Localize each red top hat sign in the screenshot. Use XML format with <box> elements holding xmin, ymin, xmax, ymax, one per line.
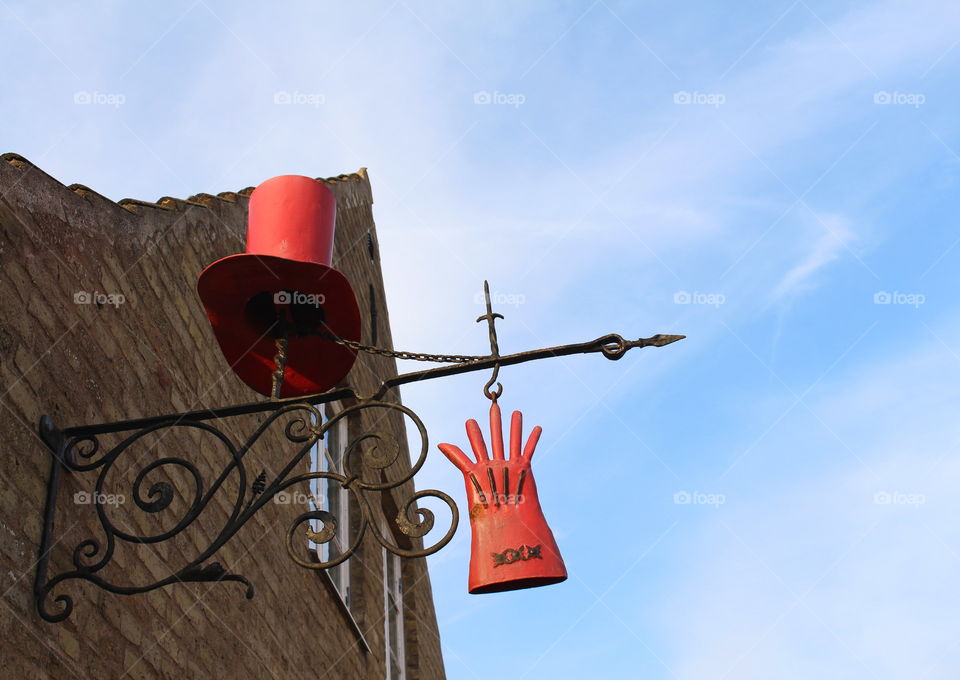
<box><xmin>197</xmin><ymin>175</ymin><xmax>361</xmax><ymax>398</ymax></box>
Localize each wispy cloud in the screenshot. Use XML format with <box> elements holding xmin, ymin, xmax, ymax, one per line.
<box><xmin>771</xmin><ymin>214</ymin><xmax>856</xmax><ymax>300</ymax></box>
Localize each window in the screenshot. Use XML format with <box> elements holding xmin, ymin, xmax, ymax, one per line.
<box><xmin>309</xmin><ymin>403</ymin><xmax>351</xmax><ymax>606</ymax></box>
<box><xmin>383</xmin><ymin>548</ymin><xmax>405</xmax><ymax>679</ymax></box>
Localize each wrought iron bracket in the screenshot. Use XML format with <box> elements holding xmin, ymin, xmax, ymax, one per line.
<box><xmin>34</xmin><ymin>284</ymin><xmax>683</xmax><ymax>623</ymax></box>
<box><xmin>34</xmin><ymin>398</ymin><xmax>462</xmax><ymax>623</ymax></box>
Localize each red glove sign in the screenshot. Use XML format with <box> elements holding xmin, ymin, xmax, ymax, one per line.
<box><xmin>439</xmin><ymin>402</ymin><xmax>567</xmax><ymax>593</ymax></box>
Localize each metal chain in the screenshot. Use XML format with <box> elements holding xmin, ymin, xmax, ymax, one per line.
<box><xmin>320</xmin><ymin>332</ymin><xmax>487</xmax><ymax>364</ymax></box>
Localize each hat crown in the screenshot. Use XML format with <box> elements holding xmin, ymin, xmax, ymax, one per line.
<box><xmin>197</xmin><ymin>173</ymin><xmax>360</xmax><ymax>398</ymax></box>
<box><xmin>246</xmin><ymin>175</ymin><xmax>336</xmax><ymax>266</ymax></box>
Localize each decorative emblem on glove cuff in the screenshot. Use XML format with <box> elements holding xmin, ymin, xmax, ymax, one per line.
<box><xmin>493</xmin><ymin>544</ymin><xmax>543</xmax><ymax>567</ymax></box>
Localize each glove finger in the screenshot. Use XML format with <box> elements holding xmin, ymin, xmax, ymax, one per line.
<box><xmin>522</xmin><ymin>425</ymin><xmax>543</xmax><ymax>460</ymax></box>
<box><xmin>509</xmin><ymin>410</ymin><xmax>523</xmax><ymax>460</ymax></box>
<box><xmin>489</xmin><ymin>401</ymin><xmax>505</xmax><ymax>461</ymax></box>
<box><xmin>438</xmin><ymin>443</ymin><xmax>473</xmax><ymax>473</ymax></box>
<box><xmin>465</xmin><ymin>419</ymin><xmax>489</xmax><ymax>462</ymax></box>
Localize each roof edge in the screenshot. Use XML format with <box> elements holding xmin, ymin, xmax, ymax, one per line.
<box><xmin>1</xmin><ymin>152</ymin><xmax>371</xmax><ymax>215</ymax></box>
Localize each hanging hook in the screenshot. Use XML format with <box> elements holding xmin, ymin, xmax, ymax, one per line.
<box><xmin>483</xmin><ymin>365</ymin><xmax>503</xmax><ymax>401</ymax></box>
<box><xmin>476</xmin><ymin>280</ymin><xmax>503</xmax><ymax>401</ymax></box>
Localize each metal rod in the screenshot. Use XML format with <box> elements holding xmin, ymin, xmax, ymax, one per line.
<box><xmin>60</xmin><ymin>333</ymin><xmax>684</xmax><ymax>437</ymax></box>
<box><xmin>373</xmin><ymin>333</ymin><xmax>685</xmax><ymax>399</ymax></box>
<box><xmin>34</xmin><ymin>418</ymin><xmax>64</xmax><ymax>610</ymax></box>
<box><xmin>270</xmin><ymin>334</ymin><xmax>289</xmax><ymax>400</ymax></box>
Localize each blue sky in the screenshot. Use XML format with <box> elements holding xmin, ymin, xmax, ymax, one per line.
<box><xmin>4</xmin><ymin>0</ymin><xmax>960</xmax><ymax>677</ymax></box>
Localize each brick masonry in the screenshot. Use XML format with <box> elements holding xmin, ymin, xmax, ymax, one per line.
<box><xmin>0</xmin><ymin>154</ymin><xmax>447</xmax><ymax>679</ymax></box>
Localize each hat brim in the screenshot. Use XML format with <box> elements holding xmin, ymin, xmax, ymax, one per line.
<box><xmin>197</xmin><ymin>254</ymin><xmax>361</xmax><ymax>398</ymax></box>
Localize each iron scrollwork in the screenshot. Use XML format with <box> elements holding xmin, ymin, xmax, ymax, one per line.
<box><xmin>34</xmin><ymin>276</ymin><xmax>682</xmax><ymax>624</ymax></box>
<box><xmin>34</xmin><ymin>400</ymin><xmax>458</xmax><ymax>623</ymax></box>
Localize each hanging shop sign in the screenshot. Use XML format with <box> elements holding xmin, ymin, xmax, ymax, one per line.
<box><xmin>34</xmin><ymin>175</ymin><xmax>683</xmax><ymax>622</ymax></box>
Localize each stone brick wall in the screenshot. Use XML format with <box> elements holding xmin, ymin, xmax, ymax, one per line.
<box><xmin>0</xmin><ymin>153</ymin><xmax>446</xmax><ymax>679</ymax></box>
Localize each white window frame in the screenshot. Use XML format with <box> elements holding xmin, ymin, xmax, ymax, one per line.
<box><xmin>383</xmin><ymin>545</ymin><xmax>405</xmax><ymax>679</ymax></box>
<box><xmin>309</xmin><ymin>402</ymin><xmax>351</xmax><ymax>608</ymax></box>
